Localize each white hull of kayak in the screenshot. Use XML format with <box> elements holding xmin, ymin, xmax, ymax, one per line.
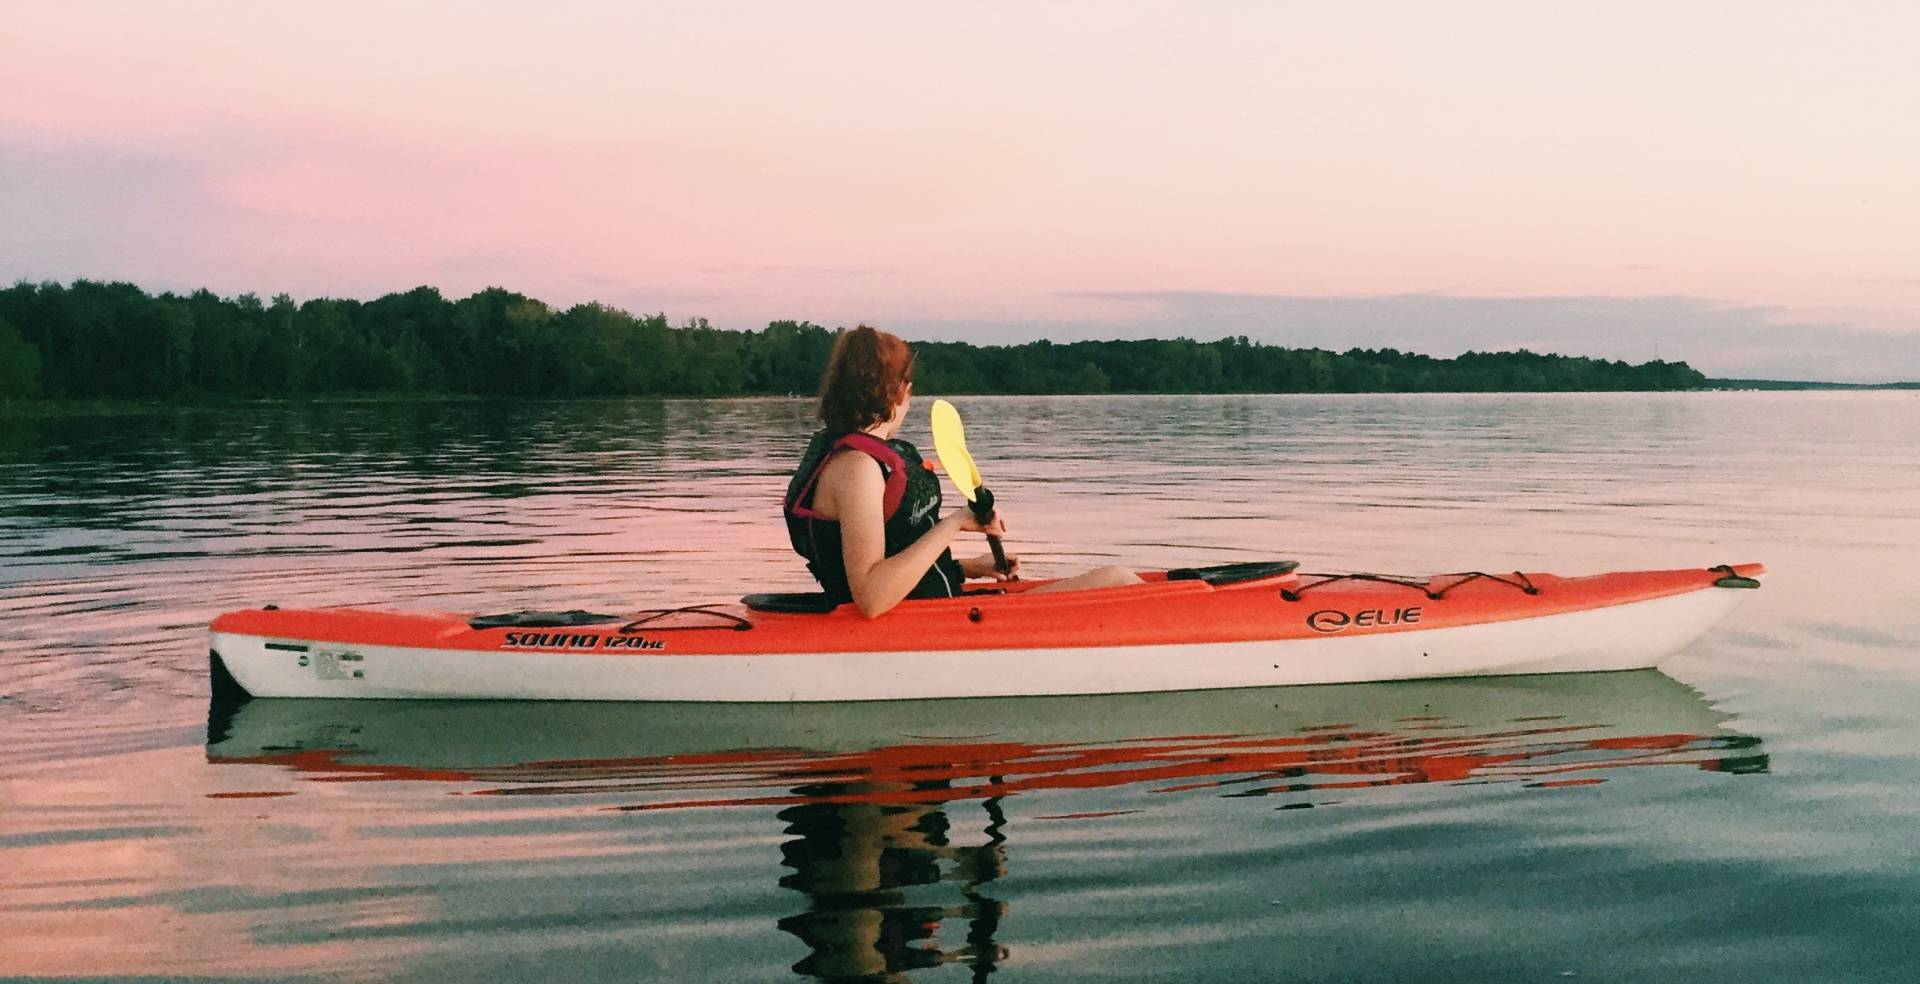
<box><xmin>211</xmin><ymin>582</ymin><xmax>1750</xmax><ymax>702</ymax></box>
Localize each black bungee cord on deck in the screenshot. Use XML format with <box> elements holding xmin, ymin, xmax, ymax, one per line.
<box><xmin>1280</xmin><ymin>570</ymin><xmax>1541</xmax><ymax>603</ymax></box>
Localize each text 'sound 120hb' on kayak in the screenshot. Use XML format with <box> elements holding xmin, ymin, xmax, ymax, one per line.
<box><xmin>206</xmin><ymin>560</ymin><xmax>1765</xmax><ymax>702</ymax></box>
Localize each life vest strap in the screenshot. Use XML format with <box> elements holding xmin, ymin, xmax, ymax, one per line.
<box><xmin>786</xmin><ymin>432</ymin><xmax>908</xmax><ymax>522</ymax></box>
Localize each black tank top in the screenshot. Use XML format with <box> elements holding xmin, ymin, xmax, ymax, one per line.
<box><xmin>784</xmin><ymin>430</ymin><xmax>963</xmax><ymax>605</ymax></box>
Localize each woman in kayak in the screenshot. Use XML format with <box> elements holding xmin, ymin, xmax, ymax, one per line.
<box><xmin>785</xmin><ymin>326</ymin><xmax>1140</xmax><ymax>617</ymax></box>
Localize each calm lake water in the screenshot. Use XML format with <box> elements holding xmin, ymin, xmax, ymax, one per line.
<box><xmin>3</xmin><ymin>392</ymin><xmax>1918</xmax><ymax>982</ymax></box>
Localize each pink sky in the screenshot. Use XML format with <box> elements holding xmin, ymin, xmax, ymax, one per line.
<box><xmin>3</xmin><ymin>2</ymin><xmax>1918</xmax><ymax>379</ymax></box>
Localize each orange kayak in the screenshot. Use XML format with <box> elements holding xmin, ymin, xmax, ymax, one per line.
<box><xmin>208</xmin><ymin>560</ymin><xmax>1764</xmax><ymax>702</ymax></box>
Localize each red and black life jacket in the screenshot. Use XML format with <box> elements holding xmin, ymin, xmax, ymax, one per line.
<box><xmin>784</xmin><ymin>430</ymin><xmax>962</xmax><ymax>604</ymax></box>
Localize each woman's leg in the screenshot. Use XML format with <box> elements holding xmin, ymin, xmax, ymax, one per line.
<box><xmin>1027</xmin><ymin>565</ymin><xmax>1144</xmax><ymax>593</ymax></box>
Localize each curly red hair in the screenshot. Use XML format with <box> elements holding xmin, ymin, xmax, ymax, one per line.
<box><xmin>818</xmin><ymin>325</ymin><xmax>914</xmax><ymax>435</ymax></box>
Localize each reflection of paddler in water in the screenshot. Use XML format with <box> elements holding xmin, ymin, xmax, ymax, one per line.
<box><xmin>777</xmin><ymin>778</ymin><xmax>1009</xmax><ymax>982</ymax></box>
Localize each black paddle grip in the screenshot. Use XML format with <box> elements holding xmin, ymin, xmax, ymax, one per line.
<box><xmin>969</xmin><ymin>486</ymin><xmax>1011</xmax><ymax>575</ymax></box>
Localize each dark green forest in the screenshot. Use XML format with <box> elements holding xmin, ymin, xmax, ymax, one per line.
<box><xmin>0</xmin><ymin>280</ymin><xmax>1708</xmax><ymax>401</ymax></box>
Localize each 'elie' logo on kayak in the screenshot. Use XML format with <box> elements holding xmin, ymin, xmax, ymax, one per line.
<box><xmin>501</xmin><ymin>632</ymin><xmax>666</xmax><ymax>651</ymax></box>
<box><xmin>1307</xmin><ymin>606</ymin><xmax>1423</xmax><ymax>633</ymax></box>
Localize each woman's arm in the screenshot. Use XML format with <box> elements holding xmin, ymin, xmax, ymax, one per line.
<box><xmin>820</xmin><ymin>452</ymin><xmax>1003</xmax><ymax>617</ymax></box>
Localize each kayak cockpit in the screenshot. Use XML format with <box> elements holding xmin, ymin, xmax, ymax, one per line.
<box><xmin>741</xmin><ymin>560</ymin><xmax>1302</xmax><ymax>615</ymax></box>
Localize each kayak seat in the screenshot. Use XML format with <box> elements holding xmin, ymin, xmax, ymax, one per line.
<box><xmin>741</xmin><ymin>592</ymin><xmax>842</xmax><ymax>614</ymax></box>
<box><xmin>1167</xmin><ymin>560</ymin><xmax>1300</xmax><ymax>585</ymax></box>
<box><xmin>468</xmin><ymin>610</ymin><xmax>624</xmax><ymax>630</ymax></box>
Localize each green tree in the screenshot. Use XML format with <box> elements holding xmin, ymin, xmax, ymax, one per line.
<box><xmin>1068</xmin><ymin>361</ymin><xmax>1110</xmax><ymax>393</ymax></box>
<box><xmin>0</xmin><ymin>317</ymin><xmax>43</xmax><ymax>398</ymax></box>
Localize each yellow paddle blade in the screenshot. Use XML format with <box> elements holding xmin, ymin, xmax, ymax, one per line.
<box><xmin>929</xmin><ymin>399</ymin><xmax>982</xmax><ymax>502</ymax></box>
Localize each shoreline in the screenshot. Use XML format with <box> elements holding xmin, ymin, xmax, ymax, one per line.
<box><xmin>6</xmin><ymin>385</ymin><xmax>1917</xmax><ymax>420</ymax></box>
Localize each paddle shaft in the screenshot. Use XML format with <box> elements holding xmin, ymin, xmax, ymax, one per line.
<box><xmin>968</xmin><ymin>486</ymin><xmax>1011</xmax><ymax>574</ymax></box>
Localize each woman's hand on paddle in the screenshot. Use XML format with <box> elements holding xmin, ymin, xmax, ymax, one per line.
<box><xmin>962</xmin><ymin>552</ymin><xmax>1019</xmax><ymax>581</ymax></box>
<box><xmin>953</xmin><ymin>508</ymin><xmax>1008</xmax><ymax>538</ymax></box>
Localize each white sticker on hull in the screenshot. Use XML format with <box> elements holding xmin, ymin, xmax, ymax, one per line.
<box><xmin>303</xmin><ymin>650</ymin><xmax>366</xmax><ymax>681</ymax></box>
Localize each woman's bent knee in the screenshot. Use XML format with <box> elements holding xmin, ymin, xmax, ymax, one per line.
<box><xmin>1027</xmin><ymin>564</ymin><xmax>1144</xmax><ymax>594</ymax></box>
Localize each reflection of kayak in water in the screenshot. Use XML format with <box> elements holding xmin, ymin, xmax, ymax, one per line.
<box><xmin>207</xmin><ymin>562</ymin><xmax>1765</xmax><ymax>701</ymax></box>
<box><xmin>206</xmin><ymin>670</ymin><xmax>1766</xmax><ymax>809</ymax></box>
<box><xmin>206</xmin><ymin>675</ymin><xmax>1769</xmax><ymax>983</ymax></box>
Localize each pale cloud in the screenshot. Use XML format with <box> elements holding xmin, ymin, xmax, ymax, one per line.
<box><xmin>696</xmin><ymin>264</ymin><xmax>902</xmax><ymax>279</ymax></box>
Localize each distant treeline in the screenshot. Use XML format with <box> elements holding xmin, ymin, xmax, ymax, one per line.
<box><xmin>0</xmin><ymin>280</ymin><xmax>1708</xmax><ymax>400</ymax></box>
<box><xmin>1708</xmin><ymin>378</ymin><xmax>1919</xmax><ymax>391</ymax></box>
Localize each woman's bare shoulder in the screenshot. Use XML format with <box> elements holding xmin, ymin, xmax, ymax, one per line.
<box><xmin>815</xmin><ymin>448</ymin><xmax>885</xmax><ymax>517</ymax></box>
